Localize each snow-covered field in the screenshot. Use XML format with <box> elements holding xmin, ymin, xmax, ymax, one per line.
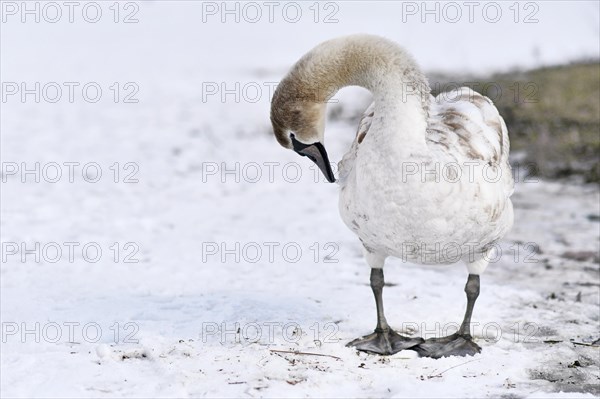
<box><xmin>1</xmin><ymin>1</ymin><xmax>599</xmax><ymax>398</ymax></box>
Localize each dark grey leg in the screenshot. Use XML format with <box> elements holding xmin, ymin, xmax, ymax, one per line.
<box><xmin>371</xmin><ymin>268</ymin><xmax>390</xmax><ymax>332</ymax></box>
<box><xmin>414</xmin><ymin>274</ymin><xmax>482</xmax><ymax>358</ymax></box>
<box><xmin>347</xmin><ymin>268</ymin><xmax>423</xmax><ymax>355</ymax></box>
<box><xmin>458</xmin><ymin>274</ymin><xmax>480</xmax><ymax>338</ymax></box>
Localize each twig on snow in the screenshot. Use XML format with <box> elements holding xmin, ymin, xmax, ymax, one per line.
<box><xmin>427</xmin><ymin>358</ymin><xmax>481</xmax><ymax>379</ymax></box>
<box><xmin>269</xmin><ymin>349</ymin><xmax>342</xmax><ymax>361</ymax></box>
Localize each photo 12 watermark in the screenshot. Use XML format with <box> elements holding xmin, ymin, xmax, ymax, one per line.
<box><xmin>2</xmin><ymin>321</ymin><xmax>139</xmax><ymax>344</ymax></box>
<box><xmin>200</xmin><ymin>321</ymin><xmax>340</xmax><ymax>345</ymax></box>
<box><xmin>201</xmin><ymin>241</ymin><xmax>340</xmax><ymax>264</ymax></box>
<box><xmin>396</xmin><ymin>241</ymin><xmax>540</xmax><ymax>265</ymax></box>
<box><xmin>1</xmin><ymin>162</ymin><xmax>139</xmax><ymax>184</ymax></box>
<box><xmin>403</xmin><ymin>321</ymin><xmax>541</xmax><ymax>344</ymax></box>
<box><xmin>1</xmin><ymin>82</ymin><xmax>139</xmax><ymax>104</ymax></box>
<box><xmin>1</xmin><ymin>242</ymin><xmax>141</xmax><ymax>264</ymax></box>
<box><xmin>400</xmin><ymin>1</ymin><xmax>540</xmax><ymax>24</ymax></box>
<box><xmin>200</xmin><ymin>1</ymin><xmax>340</xmax><ymax>24</ymax></box>
<box><xmin>1</xmin><ymin>1</ymin><xmax>140</xmax><ymax>24</ymax></box>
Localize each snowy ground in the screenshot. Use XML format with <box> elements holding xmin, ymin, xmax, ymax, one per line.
<box><xmin>1</xmin><ymin>1</ymin><xmax>599</xmax><ymax>398</ymax></box>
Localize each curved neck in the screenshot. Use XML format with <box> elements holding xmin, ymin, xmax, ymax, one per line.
<box><xmin>284</xmin><ymin>35</ymin><xmax>431</xmax><ymax>149</ymax></box>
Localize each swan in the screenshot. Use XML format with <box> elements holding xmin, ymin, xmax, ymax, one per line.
<box><xmin>270</xmin><ymin>34</ymin><xmax>514</xmax><ymax>358</ymax></box>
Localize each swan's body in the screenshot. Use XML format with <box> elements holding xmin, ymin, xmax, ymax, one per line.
<box><xmin>270</xmin><ymin>34</ymin><xmax>514</xmax><ymax>357</ymax></box>
<box><xmin>338</xmin><ymin>89</ymin><xmax>514</xmax><ymax>270</ymax></box>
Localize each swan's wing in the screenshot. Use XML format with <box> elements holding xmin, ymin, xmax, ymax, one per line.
<box><xmin>337</xmin><ymin>103</ymin><xmax>375</xmax><ymax>183</ymax></box>
<box><xmin>428</xmin><ymin>87</ymin><xmax>510</xmax><ymax>166</ymax></box>
<box><xmin>428</xmin><ymin>87</ymin><xmax>515</xmax><ymax>210</ymax></box>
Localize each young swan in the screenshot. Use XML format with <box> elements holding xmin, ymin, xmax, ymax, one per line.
<box><xmin>270</xmin><ymin>34</ymin><xmax>514</xmax><ymax>358</ymax></box>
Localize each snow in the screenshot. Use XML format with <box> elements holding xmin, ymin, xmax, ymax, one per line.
<box><xmin>1</xmin><ymin>1</ymin><xmax>599</xmax><ymax>398</ymax></box>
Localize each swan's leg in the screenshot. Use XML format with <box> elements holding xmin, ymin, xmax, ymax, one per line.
<box><xmin>414</xmin><ymin>255</ymin><xmax>490</xmax><ymax>358</ymax></box>
<box><xmin>372</xmin><ymin>268</ymin><xmax>391</xmax><ymax>331</ymax></box>
<box><xmin>458</xmin><ymin>274</ymin><xmax>480</xmax><ymax>338</ymax></box>
<box><xmin>347</xmin><ymin>267</ymin><xmax>424</xmax><ymax>355</ymax></box>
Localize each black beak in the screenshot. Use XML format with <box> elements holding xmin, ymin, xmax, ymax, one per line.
<box><xmin>291</xmin><ymin>135</ymin><xmax>336</xmax><ymax>183</ymax></box>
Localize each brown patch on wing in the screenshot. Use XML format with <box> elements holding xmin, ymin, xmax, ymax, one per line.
<box><xmin>439</xmin><ymin>111</ymin><xmax>485</xmax><ymax>160</ymax></box>
<box><xmin>442</xmin><ymin>109</ymin><xmax>465</xmax><ymax>119</ymax></box>
<box><xmin>471</xmin><ymin>95</ymin><xmax>489</xmax><ymax>108</ymax></box>
<box><xmin>355</xmin><ymin>104</ymin><xmax>375</xmax><ymax>145</ymax></box>
<box><xmin>357</xmin><ymin>131</ymin><xmax>367</xmax><ymax>144</ymax></box>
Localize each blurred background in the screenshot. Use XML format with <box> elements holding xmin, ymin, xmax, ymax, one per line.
<box><xmin>1</xmin><ymin>1</ymin><xmax>599</xmax><ymax>398</ymax></box>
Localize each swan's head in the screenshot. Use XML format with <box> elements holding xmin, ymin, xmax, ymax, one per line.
<box><xmin>270</xmin><ymin>79</ymin><xmax>336</xmax><ymax>183</ymax></box>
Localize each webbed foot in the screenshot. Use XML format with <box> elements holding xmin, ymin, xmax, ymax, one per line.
<box><xmin>414</xmin><ymin>333</ymin><xmax>481</xmax><ymax>359</ymax></box>
<box><xmin>347</xmin><ymin>329</ymin><xmax>424</xmax><ymax>355</ymax></box>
